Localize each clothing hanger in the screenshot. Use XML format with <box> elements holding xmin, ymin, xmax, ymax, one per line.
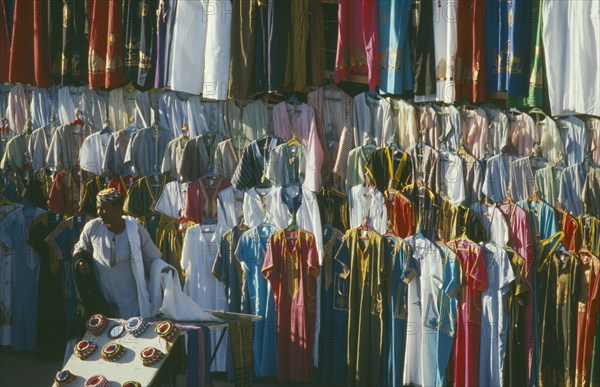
<box><xmin>579</xmin><ymin>217</ymin><xmax>593</xmax><ymax>256</ymax></box>
<box><xmin>362</xmin><ymin>139</ymin><xmax>378</xmax><ymax>161</ymax></box>
<box><xmin>201</xmin><ymin>172</ymin><xmax>219</xmax><ymax>189</ymax></box>
<box><xmin>257</xmin><ymin>132</ymin><xmax>276</xmax><ymax>184</ymax></box>
<box><xmin>96</xmin><ymin>171</ymin><xmax>111</xmax><ymax>187</ymax></box>
<box><xmin>450</xmin><ymin>227</ymin><xmax>472</xmax><ymax>250</ymax></box>
<box><xmin>286</xmin><ymin>93</ymin><xmax>303</xmax><ymax>114</ymax></box>
<box><xmin>202</xmin><ymin>129</ymin><xmax>217</xmax><ymax>139</ymax></box>
<box><xmin>553</xmin><ymin>152</ymin><xmax>566</xmax><ymax>171</ymax></box>
<box><xmin>287</xmin><ymin>132</ymin><xmax>301</xmax><ymax>148</ymax></box>
<box><xmin>181</xmin><ymin>122</ymin><xmax>190</xmax><ymax>138</ymax></box>
<box><xmin>438</xmin><ymin>139</ymin><xmax>448</xmax><ymax>153</ymax></box>
<box><xmin>457</xmin><ymin>226</ymin><xmax>468</xmax><ymax>241</ymax></box>
<box><xmin>124</xmin><ymin>119</ymin><xmax>137</xmax><ymax>133</ymax></box>
<box><xmin>256</xmin><ymin>174</ymin><xmax>272</xmax><ymax>189</ymax></box>
<box><xmin>175</xmin><ymin>216</ymin><xmax>192</xmax><ymax>232</ymax></box>
<box><xmin>529</xmin><ymin>141</ymin><xmax>548</xmax><ymax>171</ymax></box>
<box><xmin>384</xmin><ymin>220</ymin><xmax>396</xmax><ymax>238</ymax></box>
<box><xmin>23</xmin><ymin>117</ymin><xmax>33</xmax><ymax>135</ymax></box>
<box><xmin>481</xmin><ymin>101</ymin><xmax>499</xmax><ymax>111</ymax></box>
<box><xmin>456</xmin><ymin>138</ymin><xmax>476</xmax><ymax>161</ymax></box>
<box><xmin>501</xmin><ymin>142</ymin><xmax>516</xmax><ymax>156</ymax></box>
<box><xmin>231</xmin><ymin>126</ymin><xmax>248</xmax><ymax>143</ymax></box>
<box><xmin>433</xmin><ymin>101</ymin><xmax>450</xmax><ymax>115</ymax></box>
<box><xmin>503</xmin><ymin>190</ymin><xmax>514</xmax><ymax>205</ymax></box>
<box><xmin>47</xmin><ymin>211</ymin><xmax>64</xmax><ymax>224</ymax></box>
<box><xmin>323</xmin><ymin>223</ymin><xmax>334</xmax><ymax>243</ymax></box>
<box><xmin>285</xmin><ymin>215</ymin><xmax>299</xmax><ymax>240</ymax></box>
<box><xmin>323</xmin><ymin>77</ymin><xmax>342</xmax><ymax>102</ymax></box>
<box><xmin>358</xmin><ymin>216</ymin><xmax>371</xmax><ymax>240</ymax></box>
<box><xmin>413</xmin><ymin>222</ymin><xmax>424</xmax><ymax>240</ymax></box>
<box><xmin>483</xmin><ymin>143</ymin><xmax>494</xmax><ymax>161</ymax></box>
<box><xmin>201</xmin><ymin>216</ymin><xmax>217</xmax><ymax>226</ymax></box>
<box><xmin>70</xmin><ymin>109</ymin><xmax>85</xmax><ymax>127</ymax></box>
<box><xmin>416</xmin><ymin>127</ymin><xmax>428</xmax><ymax>149</ymax></box>
<box><xmin>387</xmin><ymin>138</ymin><xmax>403</xmax><ymax>156</ymax></box>
<box><xmin>287</xmin><ymin>92</ymin><xmax>299</xmax><ymax>105</ymax></box>
<box><xmin>236</xmin><ymin>213</ymin><xmax>248</xmax><ymax>230</ymax></box>
<box><xmin>528</xmin><ymin>186</ymin><xmax>541</xmax><ymax>203</ymax></box>
<box><xmin>528</xmin><ymin>106</ymin><xmax>547</xmax><ymax>118</ymax></box>
<box><xmin>583</xmin><ymin>150</ymin><xmax>598</xmax><ymax>174</ymax></box>
<box><xmin>150</xmin><ymin>173</ymin><xmax>163</xmax><ymax>188</ymax></box>
<box><xmin>0</xmin><ymin>117</ymin><xmax>14</xmax><ymax>142</ymax></box>
<box><xmin>201</xmin><ymin>224</ymin><xmax>216</xmax><ymax>233</ymax></box>
<box><xmin>100</xmin><ymin>120</ymin><xmax>112</xmax><ymax>135</ymax></box>
<box><xmin>231</xmin><ymin>130</ymin><xmax>249</xmax><ymax>161</ymax></box>
<box><xmin>506</xmin><ymin>107</ymin><xmax>521</xmax><ymax>116</ymax></box>
<box><xmin>367</xmin><ymin>89</ymin><xmax>382</xmax><ymax>101</ymax></box>
<box><xmin>459</xmin><ymin>97</ymin><xmax>477</xmax><ymax>111</ymax></box>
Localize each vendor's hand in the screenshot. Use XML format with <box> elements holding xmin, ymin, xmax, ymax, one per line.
<box><xmin>77</xmin><ymin>260</ymin><xmax>92</xmax><ymax>276</ymax></box>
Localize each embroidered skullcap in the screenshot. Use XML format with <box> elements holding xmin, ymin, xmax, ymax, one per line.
<box><xmin>96</xmin><ymin>188</ymin><xmax>122</xmax><ymax>203</ymax></box>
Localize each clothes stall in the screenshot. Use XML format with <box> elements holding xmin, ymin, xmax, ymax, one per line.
<box><xmin>0</xmin><ymin>0</ymin><xmax>599</xmax><ymax>387</ymax></box>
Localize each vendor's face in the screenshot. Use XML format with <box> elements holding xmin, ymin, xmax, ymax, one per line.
<box><xmin>96</xmin><ymin>202</ymin><xmax>122</xmax><ymax>224</ymax></box>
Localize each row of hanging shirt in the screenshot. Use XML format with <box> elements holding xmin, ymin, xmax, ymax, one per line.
<box><xmin>2</xmin><ymin>84</ymin><xmax>600</xmax><ymax>223</ymax></box>
<box><xmin>2</xmin><ymin>83</ymin><xmax>600</xmax><ymax>169</ymax></box>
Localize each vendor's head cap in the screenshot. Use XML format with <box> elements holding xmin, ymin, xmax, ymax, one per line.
<box><xmin>96</xmin><ymin>188</ymin><xmax>122</xmax><ymax>204</ymax></box>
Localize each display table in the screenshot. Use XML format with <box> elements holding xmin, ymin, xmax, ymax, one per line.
<box><xmin>54</xmin><ymin>311</ymin><xmax>260</xmax><ymax>387</ymax></box>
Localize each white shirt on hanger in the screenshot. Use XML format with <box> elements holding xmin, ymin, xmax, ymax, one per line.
<box><xmin>154</xmin><ymin>181</ymin><xmax>188</xmax><ymax>219</ymax></box>
<box><xmin>470</xmin><ymin>202</ymin><xmax>509</xmax><ymax>247</ymax></box>
<box><xmin>348</xmin><ymin>184</ymin><xmax>388</xmax><ymax>235</ymax></box>
<box><xmin>217</xmin><ymin>186</ymin><xmax>245</xmax><ymax>229</ymax></box>
<box><xmin>352</xmin><ymin>92</ymin><xmax>393</xmax><ymax>147</ymax></box>
<box><xmin>181</xmin><ymin>223</ymin><xmax>228</xmax><ymax>371</ymax></box>
<box><xmin>438</xmin><ymin>150</ymin><xmax>466</xmax><ymax>206</ymax></box>
<box><xmin>79</xmin><ymin>131</ymin><xmax>111</xmax><ymax>176</ymax></box>
<box><xmin>403</xmin><ymin>234</ymin><xmax>443</xmax><ymax>387</ymax></box>
<box><xmin>242</xmin><ymin>187</ymin><xmax>275</xmax><ymax>229</ymax></box>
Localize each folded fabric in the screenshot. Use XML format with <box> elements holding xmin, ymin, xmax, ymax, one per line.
<box><xmin>158</xmin><ymin>271</ymin><xmax>221</xmax><ymax>322</ymax></box>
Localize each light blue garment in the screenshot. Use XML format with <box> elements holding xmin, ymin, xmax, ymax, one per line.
<box><xmin>558</xmin><ymin>116</ymin><xmax>587</xmax><ymax>167</ymax></box>
<box><xmin>0</xmin><ymin>204</ymin><xmax>45</xmax><ymax>351</ymax></box>
<box><xmin>558</xmin><ymin>163</ymin><xmax>586</xmax><ymax>217</ymax></box>
<box><xmin>234</xmin><ymin>225</ymin><xmax>278</xmax><ymax>377</ymax></box>
<box><xmin>29</xmin><ymin>87</ymin><xmax>55</xmax><ymax>130</ymax></box>
<box><xmin>378</xmin><ymin>0</ymin><xmax>413</xmax><ymax>94</ymax></box>
<box><xmin>483</xmin><ymin>153</ymin><xmax>516</xmax><ymax>203</ymax></box>
<box><xmin>436</xmin><ymin>244</ymin><xmax>460</xmax><ymax>387</ymax></box>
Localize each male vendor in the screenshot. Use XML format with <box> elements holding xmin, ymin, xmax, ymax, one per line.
<box><xmin>73</xmin><ymin>188</ymin><xmax>171</xmax><ymax>318</ymax></box>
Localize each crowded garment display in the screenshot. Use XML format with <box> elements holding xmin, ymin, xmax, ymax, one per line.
<box><xmin>1</xmin><ymin>0</ymin><xmax>600</xmax><ymax>387</ymax></box>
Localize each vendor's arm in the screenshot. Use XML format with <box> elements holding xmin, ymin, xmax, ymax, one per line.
<box><xmin>73</xmin><ymin>220</ymin><xmax>94</xmax><ymax>255</ymax></box>
<box><xmin>137</xmin><ymin>224</ymin><xmax>162</xmax><ymax>274</ymax></box>
<box><xmin>73</xmin><ymin>221</ymin><xmax>95</xmax><ymax>275</ymax></box>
